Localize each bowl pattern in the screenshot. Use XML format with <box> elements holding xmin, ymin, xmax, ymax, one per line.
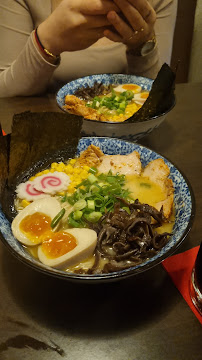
<box><xmin>0</xmin><ymin>137</ymin><xmax>194</xmax><ymax>282</ymax></box>
<box><xmin>56</xmin><ymin>74</ymin><xmax>172</xmax><ymax>142</ymax></box>
<box><xmin>56</xmin><ymin>73</ymin><xmax>153</xmax><ymax>102</ymax></box>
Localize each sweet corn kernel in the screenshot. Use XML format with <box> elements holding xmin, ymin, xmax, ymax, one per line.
<box><xmin>29</xmin><ymin>176</ymin><xmax>35</xmax><ymax>181</ymax></box>
<box><xmin>56</xmin><ymin>164</ymin><xmax>65</xmax><ymax>171</ymax></box>
<box><xmin>65</xmin><ymin>164</ymin><xmax>73</xmax><ymax>173</ymax></box>
<box><xmin>68</xmin><ymin>184</ymin><xmax>75</xmax><ymax>193</ymax></box>
<box><xmin>51</xmin><ymin>162</ymin><xmax>58</xmax><ymax>169</ymax></box>
<box><xmin>21</xmin><ymin>199</ymin><xmax>31</xmax><ymax>208</ymax></box>
<box><xmin>73</xmin><ymin>168</ymin><xmax>81</xmax><ymax>174</ymax></box>
<box><xmin>80</xmin><ymin>171</ymin><xmax>88</xmax><ymax>179</ymax></box>
<box><xmin>69</xmin><ymin>159</ymin><xmax>76</xmax><ymax>165</ymax></box>
<box><xmin>58</xmin><ymin>191</ymin><xmax>65</xmax><ymax>196</ymax></box>
<box><xmin>43</xmin><ymin>169</ymin><xmax>50</xmax><ymax>174</ymax></box>
<box><xmin>83</xmin><ymin>165</ymin><xmax>90</xmax><ymax>171</ymax></box>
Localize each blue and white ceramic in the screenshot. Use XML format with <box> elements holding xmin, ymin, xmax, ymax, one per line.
<box><xmin>56</xmin><ymin>74</ymin><xmax>175</xmax><ymax>141</ymax></box>
<box><xmin>0</xmin><ymin>137</ymin><xmax>195</xmax><ymax>283</ymax></box>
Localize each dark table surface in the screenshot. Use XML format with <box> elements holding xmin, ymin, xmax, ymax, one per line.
<box><xmin>0</xmin><ymin>82</ymin><xmax>201</xmax><ymax>360</ymax></box>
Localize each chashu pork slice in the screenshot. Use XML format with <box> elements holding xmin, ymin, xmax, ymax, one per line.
<box><xmin>97</xmin><ymin>151</ymin><xmax>142</xmax><ymax>176</ymax></box>
<box><xmin>142</xmin><ymin>158</ymin><xmax>174</xmax><ymax>219</ymax></box>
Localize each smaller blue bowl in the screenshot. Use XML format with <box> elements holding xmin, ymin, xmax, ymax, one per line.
<box><xmin>56</xmin><ymin>74</ymin><xmax>175</xmax><ymax>141</ymax></box>
<box><xmin>0</xmin><ymin>137</ymin><xmax>195</xmax><ymax>283</ymax></box>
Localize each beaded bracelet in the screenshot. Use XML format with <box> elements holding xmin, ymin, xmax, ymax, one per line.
<box><xmin>34</xmin><ymin>27</ymin><xmax>60</xmax><ymax>62</ymax></box>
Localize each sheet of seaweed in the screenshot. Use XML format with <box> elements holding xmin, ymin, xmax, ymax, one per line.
<box><xmin>0</xmin><ymin>111</ymin><xmax>83</xmax><ymax>221</ymax></box>
<box><xmin>125</xmin><ymin>63</ymin><xmax>176</xmax><ymax>123</ymax></box>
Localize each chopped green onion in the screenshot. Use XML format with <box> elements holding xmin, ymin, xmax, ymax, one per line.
<box><xmin>88</xmin><ymin>174</ymin><xmax>98</xmax><ymax>184</ymax></box>
<box><xmin>73</xmin><ymin>199</ymin><xmax>87</xmax><ymax>210</ymax></box>
<box><xmin>89</xmin><ymin>167</ymin><xmax>98</xmax><ymax>174</ymax></box>
<box><xmin>51</xmin><ymin>208</ymin><xmax>65</xmax><ymax>228</ymax></box>
<box><xmin>84</xmin><ymin>211</ymin><xmax>102</xmax><ymax>223</ymax></box>
<box><xmin>61</xmin><ymin>194</ymin><xmax>67</xmax><ymax>203</ymax></box>
<box><xmin>73</xmin><ymin>210</ymin><xmax>83</xmax><ymax>220</ymax></box>
<box><xmin>140</xmin><ymin>182</ymin><xmax>151</xmax><ymax>188</ymax></box>
<box><xmin>87</xmin><ymin>200</ymin><xmax>95</xmax><ymax>210</ymax></box>
<box><xmin>122</xmin><ymin>206</ymin><xmax>131</xmax><ymax>214</ymax></box>
<box><xmin>68</xmin><ymin>213</ymin><xmax>82</xmax><ymax>228</ymax></box>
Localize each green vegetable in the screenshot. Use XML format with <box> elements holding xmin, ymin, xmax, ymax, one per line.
<box><xmin>140</xmin><ymin>182</ymin><xmax>152</xmax><ymax>188</ymax></box>
<box><xmin>89</xmin><ymin>167</ymin><xmax>98</xmax><ymax>174</ymax></box>
<box><xmin>68</xmin><ymin>213</ymin><xmax>83</xmax><ymax>228</ymax></box>
<box><xmin>84</xmin><ymin>211</ymin><xmax>102</xmax><ymax>223</ymax></box>
<box><xmin>87</xmin><ymin>174</ymin><xmax>98</xmax><ymax>184</ymax></box>
<box><xmin>61</xmin><ymin>194</ymin><xmax>67</xmax><ymax>203</ymax></box>
<box><xmin>122</xmin><ymin>206</ymin><xmax>131</xmax><ymax>214</ymax></box>
<box><xmin>51</xmin><ymin>208</ymin><xmax>65</xmax><ymax>228</ymax></box>
<box><xmin>87</xmin><ymin>200</ymin><xmax>95</xmax><ymax>210</ymax></box>
<box><xmin>73</xmin><ymin>210</ymin><xmax>83</xmax><ymax>220</ymax></box>
<box><xmin>64</xmin><ymin>170</ymin><xmax>132</xmax><ymax>228</ymax></box>
<box><xmin>86</xmin><ymin>88</ymin><xmax>135</xmax><ymax>115</ymax></box>
<box><xmin>73</xmin><ymin>199</ymin><xmax>87</xmax><ymax>210</ymax></box>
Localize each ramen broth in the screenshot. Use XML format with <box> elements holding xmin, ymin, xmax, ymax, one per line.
<box><xmin>25</xmin><ymin>173</ymin><xmax>174</xmax><ymax>273</ymax></box>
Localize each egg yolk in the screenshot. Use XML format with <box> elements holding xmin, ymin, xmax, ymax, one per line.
<box><xmin>41</xmin><ymin>231</ymin><xmax>77</xmax><ymax>259</ymax></box>
<box><xmin>140</xmin><ymin>92</ymin><xmax>149</xmax><ymax>99</ymax></box>
<box><xmin>122</xmin><ymin>84</ymin><xmax>140</xmax><ymax>92</ymax></box>
<box><xmin>20</xmin><ymin>212</ymin><xmax>51</xmax><ymax>244</ymax></box>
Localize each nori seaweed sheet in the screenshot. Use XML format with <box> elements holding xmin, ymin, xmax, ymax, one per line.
<box><xmin>125</xmin><ymin>63</ymin><xmax>176</xmax><ymax>123</ymax></box>
<box><xmin>0</xmin><ymin>111</ymin><xmax>83</xmax><ymax>221</ymax></box>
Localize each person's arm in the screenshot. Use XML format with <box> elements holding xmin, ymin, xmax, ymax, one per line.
<box><xmin>126</xmin><ymin>0</ymin><xmax>178</xmax><ymax>78</ymax></box>
<box><xmin>0</xmin><ymin>0</ymin><xmax>120</xmax><ymax>98</ymax></box>
<box><xmin>0</xmin><ymin>0</ymin><xmax>59</xmax><ymax>97</ymax></box>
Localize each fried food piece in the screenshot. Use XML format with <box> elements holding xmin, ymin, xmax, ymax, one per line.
<box><xmin>64</xmin><ymin>95</ymin><xmax>100</xmax><ymax>120</ymax></box>
<box><xmin>75</xmin><ymin>145</ymin><xmax>104</xmax><ymax>168</ymax></box>
<box><xmin>97</xmin><ymin>151</ymin><xmax>142</xmax><ymax>176</ymax></box>
<box><xmin>142</xmin><ymin>158</ymin><xmax>174</xmax><ymax>219</ymax></box>
<box><xmin>64</xmin><ymin>95</ymin><xmax>110</xmax><ymax>121</ymax></box>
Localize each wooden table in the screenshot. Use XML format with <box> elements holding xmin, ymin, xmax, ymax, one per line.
<box><xmin>0</xmin><ymin>82</ymin><xmax>201</xmax><ymax>360</ymax></box>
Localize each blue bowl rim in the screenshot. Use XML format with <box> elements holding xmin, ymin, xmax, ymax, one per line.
<box><xmin>0</xmin><ymin>137</ymin><xmax>195</xmax><ymax>282</ymax></box>
<box><xmin>56</xmin><ymin>73</ymin><xmax>176</xmax><ymax>124</ymax></box>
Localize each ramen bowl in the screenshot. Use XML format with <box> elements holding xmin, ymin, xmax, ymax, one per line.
<box><xmin>56</xmin><ymin>74</ymin><xmax>175</xmax><ymax>141</ymax></box>
<box><xmin>0</xmin><ymin>137</ymin><xmax>194</xmax><ymax>283</ymax></box>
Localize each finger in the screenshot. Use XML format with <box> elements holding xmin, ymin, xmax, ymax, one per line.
<box><xmin>107</xmin><ymin>10</ymin><xmax>139</xmax><ymax>40</ymax></box>
<box><xmin>112</xmin><ymin>0</ymin><xmax>145</xmax><ymax>31</ymax></box>
<box><xmin>83</xmin><ymin>15</ymin><xmax>112</xmax><ymax>28</ymax></box>
<box><xmin>103</xmin><ymin>28</ymin><xmax>123</xmax><ymax>43</ymax></box>
<box><xmin>85</xmin><ymin>26</ymin><xmax>112</xmax><ymax>43</ymax></box>
<box><xmin>78</xmin><ymin>0</ymin><xmax>120</xmax><ymax>15</ymax></box>
<box><xmin>125</xmin><ymin>0</ymin><xmax>156</xmax><ymax>25</ymax></box>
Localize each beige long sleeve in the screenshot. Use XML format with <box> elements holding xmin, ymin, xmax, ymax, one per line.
<box><xmin>0</xmin><ymin>0</ymin><xmax>177</xmax><ymax>97</ymax></box>
<box><xmin>0</xmin><ymin>0</ymin><xmax>58</xmax><ymax>97</ymax></box>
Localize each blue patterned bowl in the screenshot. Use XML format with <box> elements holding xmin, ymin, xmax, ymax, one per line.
<box><xmin>56</xmin><ymin>74</ymin><xmax>175</xmax><ymax>141</ymax></box>
<box><xmin>0</xmin><ymin>137</ymin><xmax>194</xmax><ymax>283</ymax></box>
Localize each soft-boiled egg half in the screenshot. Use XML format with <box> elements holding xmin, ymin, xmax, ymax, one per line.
<box><xmin>133</xmin><ymin>91</ymin><xmax>149</xmax><ymax>105</ymax></box>
<box><xmin>113</xmin><ymin>83</ymin><xmax>142</xmax><ymax>94</ymax></box>
<box><xmin>11</xmin><ymin>197</ymin><xmax>62</xmax><ymax>246</ymax></box>
<box><xmin>38</xmin><ymin>228</ymin><xmax>97</xmax><ymax>269</ymax></box>
<box><xmin>12</xmin><ymin>197</ymin><xmax>97</xmax><ymax>270</ymax></box>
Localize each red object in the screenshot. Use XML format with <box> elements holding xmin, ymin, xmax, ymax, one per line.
<box><xmin>2</xmin><ymin>130</ymin><xmax>6</xmax><ymax>135</ymax></box>
<box><xmin>162</xmin><ymin>246</ymin><xmax>202</xmax><ymax>324</ymax></box>
<box><xmin>34</xmin><ymin>28</ymin><xmax>47</xmax><ymax>56</ymax></box>
<box><xmin>34</xmin><ymin>28</ymin><xmax>59</xmax><ymax>61</ymax></box>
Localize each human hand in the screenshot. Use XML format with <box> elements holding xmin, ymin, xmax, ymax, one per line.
<box><xmin>104</xmin><ymin>0</ymin><xmax>156</xmax><ymax>50</ymax></box>
<box><xmin>37</xmin><ymin>0</ymin><xmax>119</xmax><ymax>54</ymax></box>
